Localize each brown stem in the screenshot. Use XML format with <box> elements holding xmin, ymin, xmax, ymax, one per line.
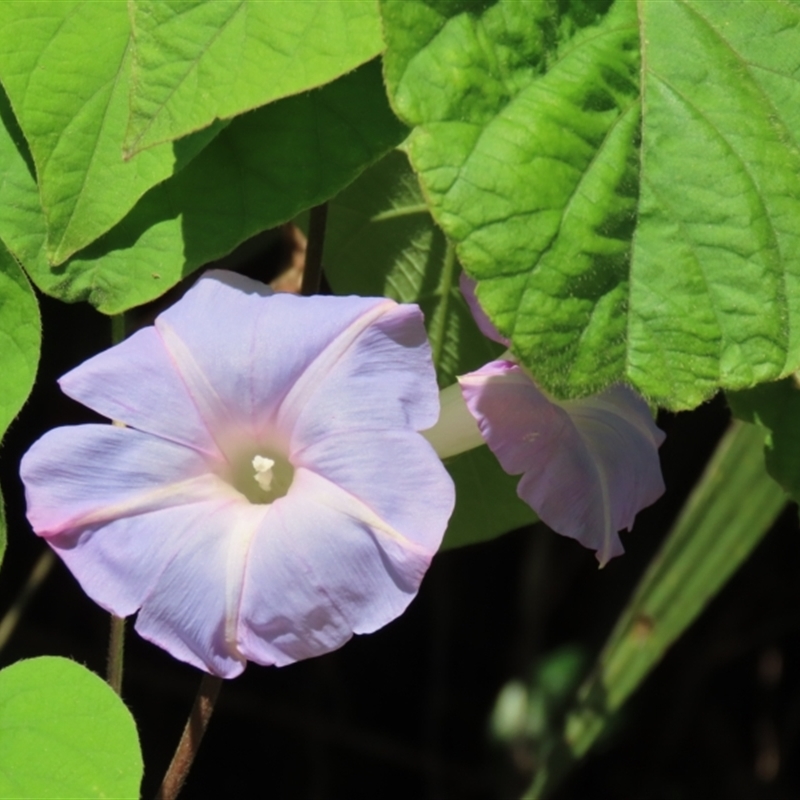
<box><xmin>106</xmin><ymin>615</ymin><xmax>125</xmax><ymax>694</ymax></box>
<box><xmin>300</xmin><ymin>202</ymin><xmax>328</xmax><ymax>296</ymax></box>
<box><xmin>106</xmin><ymin>312</ymin><xmax>128</xmax><ymax>695</ymax></box>
<box><xmin>154</xmin><ymin>673</ymin><xmax>223</xmax><ymax>800</ymax></box>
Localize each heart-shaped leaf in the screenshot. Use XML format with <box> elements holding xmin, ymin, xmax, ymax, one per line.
<box><xmin>381</xmin><ymin>0</ymin><xmax>800</xmax><ymax>410</ymax></box>
<box><xmin>0</xmin><ymin>657</ymin><xmax>142</xmax><ymax>799</ymax></box>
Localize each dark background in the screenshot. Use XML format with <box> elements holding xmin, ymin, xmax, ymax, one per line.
<box><xmin>2</xmin><ymin>247</ymin><xmax>799</xmax><ymax>799</ymax></box>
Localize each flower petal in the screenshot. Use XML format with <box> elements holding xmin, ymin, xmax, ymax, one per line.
<box><xmin>460</xmin><ymin>362</ymin><xmax>665</xmax><ymax>565</ymax></box>
<box><xmin>59</xmin><ymin>327</ymin><xmax>222</xmax><ymax>459</ymax></box>
<box><xmin>459</xmin><ymin>273</ymin><xmax>509</xmax><ymax>346</ymax></box>
<box><xmin>297</xmin><ymin>429</ymin><xmax>454</xmax><ymax>553</ymax></box>
<box><xmin>236</xmin><ymin>466</ymin><xmax>445</xmax><ymax>666</ymax></box>
<box><xmin>21</xmin><ymin>270</ymin><xmax>457</xmax><ymax>676</ymax></box>
<box><xmin>20</xmin><ymin>425</ymin><xmax>228</xmax><ymax>535</ymax></box>
<box><xmin>134</xmin><ymin>502</ymin><xmax>267</xmax><ymax>678</ymax></box>
<box><xmin>21</xmin><ymin>424</ymin><xmax>266</xmax><ymax>677</ymax></box>
<box><xmin>154</xmin><ymin>270</ymin><xmax>392</xmax><ymax>449</ymax></box>
<box><xmin>281</xmin><ymin>303</ymin><xmax>440</xmax><ymax>452</ymax></box>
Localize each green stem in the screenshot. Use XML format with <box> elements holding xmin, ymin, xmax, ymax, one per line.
<box><xmin>155</xmin><ymin>674</ymin><xmax>223</xmax><ymax>800</ymax></box>
<box><xmin>301</xmin><ymin>203</ymin><xmax>329</xmax><ymax>297</ymax></box>
<box><xmin>430</xmin><ymin>238</ymin><xmax>457</xmax><ymax>371</ymax></box>
<box><xmin>525</xmin><ymin>420</ymin><xmax>787</xmax><ymax>799</ymax></box>
<box><xmin>111</xmin><ymin>312</ymin><xmax>126</xmax><ymax>344</ymax></box>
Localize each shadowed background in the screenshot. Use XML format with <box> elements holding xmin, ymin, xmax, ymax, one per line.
<box><xmin>1</xmin><ymin>235</ymin><xmax>799</xmax><ymax>800</ymax></box>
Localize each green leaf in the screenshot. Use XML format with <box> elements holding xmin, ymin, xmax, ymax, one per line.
<box><xmin>381</xmin><ymin>0</ymin><xmax>800</xmax><ymax>410</ymax></box>
<box><xmin>2</xmin><ymin>59</ymin><xmax>405</xmax><ymax>314</ymax></box>
<box><xmin>728</xmin><ymin>378</ymin><xmax>800</xmax><ymax>504</ymax></box>
<box><xmin>527</xmin><ymin>421</ymin><xmax>786</xmax><ymax>798</ymax></box>
<box><xmin>443</xmin><ymin>446</ymin><xmax>535</xmax><ymax>549</ymax></box>
<box><xmin>0</xmin><ymin>85</ymin><xmax>45</xmax><ymax>282</ymax></box>
<box><xmin>0</xmin><ymin>657</ymin><xmax>142</xmax><ymax>799</ymax></box>
<box><xmin>0</xmin><ymin>241</ymin><xmax>40</xmax><ymax>442</ymax></box>
<box><xmin>323</xmin><ymin>150</ymin><xmax>499</xmax><ymax>386</ymax></box>
<box><xmin>324</xmin><ymin>149</ymin><xmax>535</xmax><ymax>548</ymax></box>
<box><xmin>0</xmin><ymin>130</ymin><xmax>37</xmax><ymax>575</ymax></box>
<box><xmin>0</xmin><ymin>1</ymin><xmax>221</xmax><ymax>266</ymax></box>
<box><xmin>126</xmin><ymin>0</ymin><xmax>384</xmax><ymax>154</ymax></box>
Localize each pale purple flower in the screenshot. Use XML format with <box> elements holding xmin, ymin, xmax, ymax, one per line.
<box><xmin>21</xmin><ymin>271</ymin><xmax>454</xmax><ymax>678</ymax></box>
<box><xmin>426</xmin><ymin>275</ymin><xmax>665</xmax><ymax>566</ymax></box>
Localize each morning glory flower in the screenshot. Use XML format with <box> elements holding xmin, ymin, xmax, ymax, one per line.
<box><xmin>20</xmin><ymin>270</ymin><xmax>454</xmax><ymax>678</ymax></box>
<box><xmin>425</xmin><ymin>275</ymin><xmax>665</xmax><ymax>566</ymax></box>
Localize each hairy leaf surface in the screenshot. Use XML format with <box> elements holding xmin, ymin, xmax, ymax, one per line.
<box><xmin>381</xmin><ymin>0</ymin><xmax>800</xmax><ymax>410</ymax></box>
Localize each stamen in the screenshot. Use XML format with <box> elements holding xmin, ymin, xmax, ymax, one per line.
<box><xmin>252</xmin><ymin>455</ymin><xmax>275</xmax><ymax>492</ymax></box>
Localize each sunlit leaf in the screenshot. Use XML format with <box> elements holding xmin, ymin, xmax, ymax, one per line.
<box><xmin>324</xmin><ymin>149</ymin><xmax>535</xmax><ymax>548</ymax></box>
<box><xmin>0</xmin><ymin>657</ymin><xmax>142</xmax><ymax>799</ymax></box>
<box><xmin>0</xmin><ymin>113</ymin><xmax>40</xmax><ymax>575</ymax></box>
<box><xmin>0</xmin><ymin>234</ymin><xmax>41</xmax><ymax>576</ymax></box>
<box><xmin>1</xmin><ymin>60</ymin><xmax>404</xmax><ymax>314</ymax></box>
<box><xmin>381</xmin><ymin>0</ymin><xmax>800</xmax><ymax>410</ymax></box>
<box><xmin>0</xmin><ymin>1</ymin><xmax>221</xmax><ymax>265</ymax></box>
<box><xmin>126</xmin><ymin>0</ymin><xmax>383</xmax><ymax>153</ymax></box>
<box><xmin>0</xmin><ymin>241</ymin><xmax>40</xmax><ymax>442</ymax></box>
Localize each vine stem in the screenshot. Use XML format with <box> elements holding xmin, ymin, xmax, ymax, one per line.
<box><xmin>111</xmin><ymin>312</ymin><xmax>126</xmax><ymax>345</ymax></box>
<box><xmin>301</xmin><ymin>203</ymin><xmax>328</xmax><ymax>297</ymax></box>
<box><xmin>106</xmin><ymin>312</ymin><xmax>127</xmax><ymax>694</ymax></box>
<box><xmin>106</xmin><ymin>615</ymin><xmax>125</xmax><ymax>695</ymax></box>
<box><xmin>0</xmin><ymin>548</ymin><xmax>56</xmax><ymax>653</ymax></box>
<box><xmin>154</xmin><ymin>674</ymin><xmax>223</xmax><ymax>800</ymax></box>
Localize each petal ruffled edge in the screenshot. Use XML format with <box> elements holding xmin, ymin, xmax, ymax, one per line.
<box><xmin>459</xmin><ymin>361</ymin><xmax>665</xmax><ymax>565</ymax></box>
<box><xmin>236</xmin><ymin>468</ymin><xmax>440</xmax><ymax>667</ymax></box>
<box><xmin>282</xmin><ymin>302</ymin><xmax>441</xmax><ymax>455</ymax></box>
<box><xmin>155</xmin><ymin>270</ymin><xmax>401</xmax><ymax>451</ymax></box>
<box><xmin>20</xmin><ymin>424</ymin><xmax>227</xmax><ymax>536</ymax></box>
<box><xmin>59</xmin><ymin>327</ymin><xmax>223</xmax><ymax>460</ymax></box>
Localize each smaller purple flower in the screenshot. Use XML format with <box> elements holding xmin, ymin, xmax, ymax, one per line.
<box><xmin>21</xmin><ymin>271</ymin><xmax>454</xmax><ymax>677</ymax></box>
<box><xmin>429</xmin><ymin>275</ymin><xmax>665</xmax><ymax>566</ymax></box>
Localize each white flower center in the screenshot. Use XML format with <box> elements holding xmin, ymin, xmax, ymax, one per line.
<box><xmin>228</xmin><ymin>448</ymin><xmax>294</xmax><ymax>504</ymax></box>
<box><xmin>252</xmin><ymin>455</ymin><xmax>275</xmax><ymax>492</ymax></box>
